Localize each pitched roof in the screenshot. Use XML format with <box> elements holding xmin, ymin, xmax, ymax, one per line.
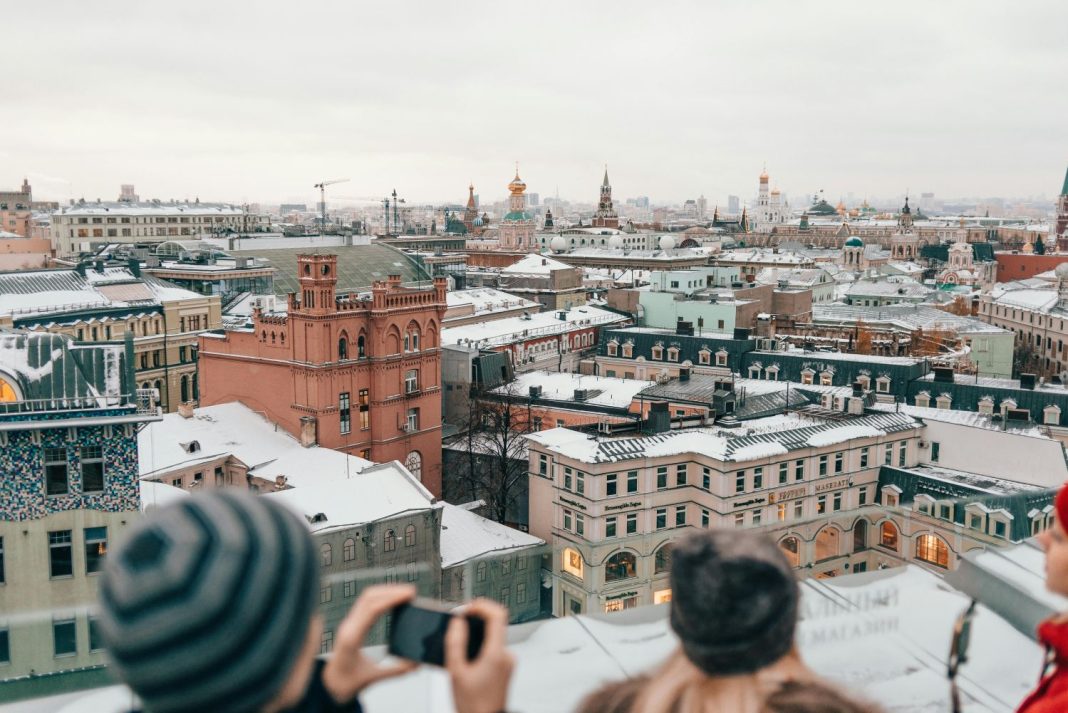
<box><xmin>230</xmin><ymin>243</ymin><xmax>431</xmax><ymax>296</ymax></box>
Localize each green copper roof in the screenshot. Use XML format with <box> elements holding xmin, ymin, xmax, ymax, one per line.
<box><xmin>231</xmin><ymin>243</ymin><xmax>432</xmax><ymax>296</ymax></box>
<box><xmin>503</xmin><ymin>211</ymin><xmax>534</xmax><ymax>222</ymax></box>
<box><xmin>844</xmin><ymin>236</ymin><xmax>863</xmax><ymax>247</ymax></box>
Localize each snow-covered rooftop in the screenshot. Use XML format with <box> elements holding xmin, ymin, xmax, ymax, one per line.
<box><xmin>137</xmin><ymin>402</ymin><xmax>376</xmax><ymax>487</ymax></box>
<box><xmin>55</xmin><ymin>201</ymin><xmax>245</xmax><ymax>217</ymax></box>
<box><xmin>445</xmin><ymin>288</ymin><xmax>539</xmax><ymax>319</ymax></box>
<box><xmin>868</xmin><ymin>402</ymin><xmax>1054</xmax><ymax>438</ymax></box>
<box><xmin>495</xmin><ymin>371</ymin><xmax>654</xmax><ymax>409</ymax></box>
<box><xmin>439</xmin><ymin>502</ymin><xmax>544</xmax><ymax>567</ymax></box>
<box><xmin>442</xmin><ymin>305</ymin><xmax>627</xmax><ymax>349</ymax></box>
<box><xmin>500</xmin><ymin>253</ymin><xmax>577</xmax><ymax>275</ymax></box>
<box><xmin>526</xmin><ymin>412</ymin><xmax>921</xmax><ymax>464</ymax></box>
<box><xmin>264</xmin><ymin>462</ymin><xmax>435</xmax><ymax>533</ymax></box>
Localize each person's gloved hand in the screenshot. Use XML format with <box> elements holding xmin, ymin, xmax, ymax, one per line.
<box><xmin>445</xmin><ymin>598</ymin><xmax>515</xmax><ymax>713</ymax></box>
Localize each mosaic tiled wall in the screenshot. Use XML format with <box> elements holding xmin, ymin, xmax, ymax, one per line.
<box><xmin>0</xmin><ymin>412</ymin><xmax>140</xmax><ymax>521</ymax></box>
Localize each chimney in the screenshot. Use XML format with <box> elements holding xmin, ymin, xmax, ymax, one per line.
<box><xmin>852</xmin><ymin>381</ymin><xmax>864</xmax><ymax>397</ymax></box>
<box><xmin>177</xmin><ymin>402</ymin><xmax>195</xmax><ymax>419</ymax></box>
<box><xmin>299</xmin><ymin>416</ymin><xmax>318</xmax><ymax>447</ymax></box>
<box><xmin>846</xmin><ymin>396</ymin><xmax>865</xmax><ymax>416</ymax></box>
<box><xmin>647</xmin><ymin>401</ymin><xmax>671</xmax><ymax>433</ymax></box>
<box><xmin>94</xmin><ymin>259</ymin><xmax>105</xmax><ymax>273</ymax></box>
<box><xmin>128</xmin><ymin>257</ymin><xmax>141</xmax><ymax>278</ymax></box>
<box><xmin>1020</xmin><ymin>373</ymin><xmax>1037</xmax><ymax>390</ymax></box>
<box><xmin>680</xmin><ymin>367</ymin><xmax>691</xmax><ymax>382</ymax></box>
<box><xmin>932</xmin><ymin>366</ymin><xmax>955</xmax><ymax>383</ymax></box>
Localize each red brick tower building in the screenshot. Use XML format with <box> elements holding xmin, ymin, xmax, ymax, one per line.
<box><xmin>198</xmin><ymin>254</ymin><xmax>447</xmax><ymax>495</ymax></box>
<box><xmin>591</xmin><ymin>167</ymin><xmax>619</xmax><ymax>229</ymax></box>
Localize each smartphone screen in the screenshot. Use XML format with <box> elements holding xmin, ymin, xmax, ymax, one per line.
<box><xmin>388</xmin><ymin>602</ymin><xmax>485</xmax><ymax>666</ymax></box>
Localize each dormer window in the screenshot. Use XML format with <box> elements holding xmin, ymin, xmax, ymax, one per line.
<box><xmin>181</xmin><ymin>440</ymin><xmax>201</xmax><ymax>454</ymax></box>
<box><xmin>748</xmin><ymin>364</ymin><xmax>762</xmax><ymax>379</ymax></box>
<box><xmin>935</xmin><ymin>393</ymin><xmax>952</xmax><ymax>410</ymax></box>
<box><xmin>651</xmin><ymin>344</ymin><xmax>664</xmax><ymax>360</ymax></box>
<box><xmin>765</xmin><ymin>365</ymin><xmax>779</xmax><ymax>381</ymax></box>
<box><xmin>715</xmin><ymin>350</ymin><xmax>728</xmax><ymax>367</ymax></box>
<box><xmin>1044</xmin><ymin>404</ymin><xmax>1061</xmax><ymax>425</ymax></box>
<box><xmin>856</xmin><ymin>374</ymin><xmax>871</xmax><ymax>390</ymax></box>
<box><xmin>698</xmin><ymin>349</ymin><xmax>711</xmax><ymax>365</ymax></box>
<box><xmin>622</xmin><ymin>341</ymin><xmax>633</xmax><ymax>358</ymax></box>
<box><xmin>978</xmin><ymin>396</ymin><xmax>994</xmax><ymax>415</ymax></box>
<box><xmin>914</xmin><ymin>391</ymin><xmax>931</xmax><ymax>408</ymax></box>
<box><xmin>666</xmin><ymin>346</ymin><xmax>679</xmax><ymax>362</ymax></box>
<box><xmin>607</xmin><ymin>340</ymin><xmax>619</xmax><ymax>357</ymax></box>
<box><xmin>819</xmin><ymin>370</ymin><xmax>833</xmax><ymax>386</ymax></box>
<box><xmin>800</xmin><ymin>368</ymin><xmax>815</xmax><ymax>385</ymax></box>
<box><xmin>876</xmin><ymin>376</ymin><xmax>891</xmax><ymax>394</ymax></box>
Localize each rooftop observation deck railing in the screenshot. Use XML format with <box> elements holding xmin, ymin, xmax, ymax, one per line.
<box><xmin>0</xmin><ymin>503</ymin><xmax>1049</xmax><ymax>712</ymax></box>
<box><xmin>0</xmin><ymin>389</ymin><xmax>159</xmax><ymax>417</ymax></box>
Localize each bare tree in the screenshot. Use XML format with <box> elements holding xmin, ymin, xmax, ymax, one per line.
<box><xmin>449</xmin><ymin>381</ymin><xmax>532</xmax><ymax>524</ymax></box>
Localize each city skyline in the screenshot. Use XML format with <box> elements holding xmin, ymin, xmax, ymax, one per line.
<box><xmin>3</xmin><ymin>0</ymin><xmax>1066</xmax><ymax>206</ymax></box>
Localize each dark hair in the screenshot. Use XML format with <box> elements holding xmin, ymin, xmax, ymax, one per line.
<box><xmin>763</xmin><ymin>681</ymin><xmax>884</xmax><ymax>713</ymax></box>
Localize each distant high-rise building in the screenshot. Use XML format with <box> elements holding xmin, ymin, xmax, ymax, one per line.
<box><xmin>527</xmin><ymin>192</ymin><xmax>540</xmax><ymax>207</ymax></box>
<box><xmin>727</xmin><ymin>195</ymin><xmax>740</xmax><ymax>214</ymax></box>
<box><xmin>592</xmin><ymin>168</ymin><xmax>619</xmax><ymax>229</ymax></box>
<box><xmin>119</xmin><ymin>184</ymin><xmax>139</xmax><ymax>202</ymax></box>
<box><xmin>696</xmin><ymin>195</ymin><xmax>707</xmax><ymax>219</ymax></box>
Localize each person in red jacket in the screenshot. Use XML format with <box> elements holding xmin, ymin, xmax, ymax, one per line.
<box><xmin>1018</xmin><ymin>486</ymin><xmax>1068</xmax><ymax>713</ymax></box>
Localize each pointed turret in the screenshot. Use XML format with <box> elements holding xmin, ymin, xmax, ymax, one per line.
<box><xmin>1061</xmin><ymin>165</ymin><xmax>1068</xmax><ymax>196</ymax></box>
<box><xmin>602</xmin><ymin>166</ymin><xmax>610</xmax><ymax>188</ymax></box>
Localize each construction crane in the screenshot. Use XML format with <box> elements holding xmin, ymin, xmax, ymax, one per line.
<box><xmin>313</xmin><ymin>179</ymin><xmax>349</xmax><ymax>233</ymax></box>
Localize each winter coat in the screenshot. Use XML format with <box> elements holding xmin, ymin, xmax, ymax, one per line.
<box><xmin>1018</xmin><ymin>617</ymin><xmax>1068</xmax><ymax>713</ymax></box>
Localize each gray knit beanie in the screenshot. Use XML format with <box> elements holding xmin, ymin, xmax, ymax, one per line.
<box><xmin>98</xmin><ymin>491</ymin><xmax>319</xmax><ymax>713</ymax></box>
<box><xmin>668</xmin><ymin>529</ymin><xmax>799</xmax><ymax>676</ymax></box>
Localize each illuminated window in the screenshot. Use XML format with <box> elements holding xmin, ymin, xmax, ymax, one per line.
<box><xmin>0</xmin><ymin>376</ymin><xmax>19</xmax><ymax>402</ymax></box>
<box><xmin>604</xmin><ymin>596</ymin><xmax>638</xmax><ymax>613</ymax></box>
<box><xmin>653</xmin><ymin>589</ymin><xmax>672</xmax><ymax>604</ymax></box>
<box><xmin>879</xmin><ymin>521</ymin><xmax>899</xmax><ymax>550</ymax></box>
<box><xmin>84</xmin><ymin>527</ymin><xmax>107</xmax><ymax>574</ymax></box>
<box><xmin>915</xmin><ymin>534</ymin><xmax>949</xmax><ymax>568</ymax></box>
<box><xmin>605</xmin><ymin>551</ymin><xmax>637</xmax><ymax>582</ymax></box>
<box><xmin>562</xmin><ymin>548</ymin><xmax>583</xmax><ymax>579</ymax></box>
<box><xmin>800</xmin><ymin>369</ymin><xmax>815</xmax><ymax>385</ymax></box>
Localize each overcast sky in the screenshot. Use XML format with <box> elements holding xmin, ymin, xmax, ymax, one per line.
<box><xmin>3</xmin><ymin>0</ymin><xmax>1066</xmax><ymax>208</ymax></box>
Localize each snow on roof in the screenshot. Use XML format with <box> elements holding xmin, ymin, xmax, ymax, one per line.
<box><xmin>56</xmin><ymin>201</ymin><xmax>245</xmax><ymax>217</ymax></box>
<box><xmin>869</xmin><ymin>402</ymin><xmax>1053</xmax><ymax>438</ymax></box>
<box><xmin>445</xmin><ymin>288</ymin><xmax>539</xmax><ymax>319</ymax></box>
<box><xmin>439</xmin><ymin>502</ymin><xmax>544</xmax><ymax>567</ymax></box>
<box><xmin>527</xmin><ymin>412</ymin><xmax>919</xmax><ymax>464</ymax></box>
<box><xmin>501</xmin><ymin>253</ymin><xmax>577</xmax><ymax>275</ymax></box>
<box><xmin>442</xmin><ymin>306</ymin><xmax>627</xmax><ymax>349</ymax></box>
<box><xmin>139</xmin><ymin>480</ymin><xmax>189</xmax><ymax>512</ymax></box>
<box><xmin>812</xmin><ymin>304</ymin><xmax>1008</xmax><ymax>335</ymax></box>
<box><xmin>496</xmin><ymin>371</ymin><xmax>653</xmax><ymax>409</ymax></box>
<box><xmin>137</xmin><ymin>402</ymin><xmax>375</xmax><ymax>484</ymax></box>
<box><xmin>805</xmin><ymin>424</ymin><xmax>883</xmax><ymax>447</ymax></box>
<box><xmin>987</xmin><ymin>287</ymin><xmax>1060</xmax><ymax>313</ymax></box>
<box><xmin>845</xmin><ymin>279</ymin><xmax>931</xmax><ymax>297</ymax></box>
<box><xmin>264</xmin><ymin>462</ymin><xmax>434</xmax><ymax>533</ymax></box>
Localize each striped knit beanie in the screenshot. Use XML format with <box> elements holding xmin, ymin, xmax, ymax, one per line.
<box><xmin>97</xmin><ymin>491</ymin><xmax>319</xmax><ymax>713</ymax></box>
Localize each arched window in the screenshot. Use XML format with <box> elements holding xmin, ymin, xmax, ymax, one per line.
<box><xmin>180</xmin><ymin>375</ymin><xmax>190</xmax><ymax>403</ymax></box>
<box><xmin>853</xmin><ymin>520</ymin><xmax>868</xmax><ymax>552</ymax></box>
<box><xmin>343</xmin><ymin>538</ymin><xmax>356</xmax><ymax>562</ymax></box>
<box><xmin>779</xmin><ymin>536</ymin><xmax>800</xmax><ymax>567</ymax></box>
<box><xmin>654</xmin><ymin>543</ymin><xmax>673</xmax><ymax>574</ymax></box>
<box><xmin>357</xmin><ymin>334</ymin><xmax>366</xmax><ymax>358</ymax></box>
<box><xmin>338</xmin><ymin>336</ymin><xmax>348</xmax><ymax>360</ymax></box>
<box><xmin>815</xmin><ymin>527</ymin><xmax>840</xmax><ymax>561</ymax></box>
<box><xmin>320</xmin><ymin>543</ymin><xmax>332</xmax><ymax>567</ymax></box>
<box><xmin>915</xmin><ymin>534</ymin><xmax>949</xmax><ymax>568</ymax></box>
<box><xmin>879</xmin><ymin>521</ymin><xmax>899</xmax><ymax>551</ymax></box>
<box><xmin>405</xmin><ymin>451</ymin><xmax>422</xmax><ymax>478</ymax></box>
<box><xmin>605</xmin><ymin>551</ymin><xmax>637</xmax><ymax>582</ymax></box>
<box><xmin>476</xmin><ymin>561</ymin><xmax>487</xmax><ymax>582</ymax></box>
<box><xmin>405</xmin><ymin>524</ymin><xmax>416</xmax><ymax>547</ymax></box>
<box><xmin>384</xmin><ymin>529</ymin><xmax>396</xmax><ymax>552</ymax></box>
<box><xmin>562</xmin><ymin>548</ymin><xmax>583</xmax><ymax>578</ymax></box>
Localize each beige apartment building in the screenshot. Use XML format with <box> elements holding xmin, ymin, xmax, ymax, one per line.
<box><xmin>50</xmin><ymin>201</ymin><xmax>262</xmax><ymax>257</ymax></box>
